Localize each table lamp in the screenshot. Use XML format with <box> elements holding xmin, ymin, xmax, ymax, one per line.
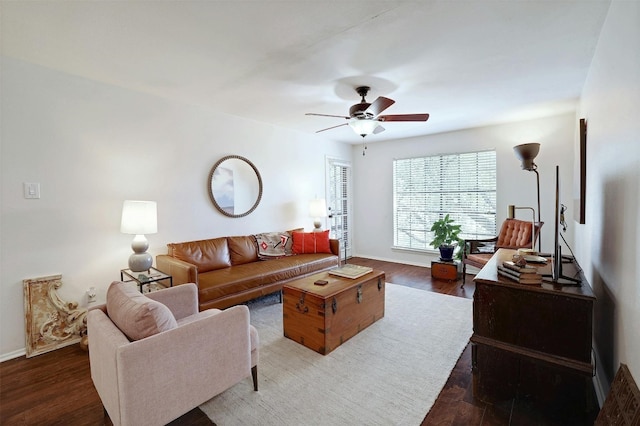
<box><xmin>309</xmin><ymin>198</ymin><xmax>327</xmax><ymax>232</ymax></box>
<box><xmin>121</xmin><ymin>200</ymin><xmax>157</xmax><ymax>272</ymax></box>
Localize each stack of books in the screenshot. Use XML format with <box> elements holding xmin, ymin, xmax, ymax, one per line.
<box><xmin>497</xmin><ymin>260</ymin><xmax>542</xmax><ymax>285</ymax></box>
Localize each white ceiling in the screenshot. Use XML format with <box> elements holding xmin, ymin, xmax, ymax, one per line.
<box><xmin>1</xmin><ymin>1</ymin><xmax>611</xmax><ymax>144</ymax></box>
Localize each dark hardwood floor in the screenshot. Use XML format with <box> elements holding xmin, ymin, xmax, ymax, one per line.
<box><xmin>0</xmin><ymin>257</ymin><xmax>598</xmax><ymax>425</ymax></box>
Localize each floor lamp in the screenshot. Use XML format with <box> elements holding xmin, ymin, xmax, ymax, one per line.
<box><xmin>513</xmin><ymin>143</ymin><xmax>542</xmax><ymax>252</ymax></box>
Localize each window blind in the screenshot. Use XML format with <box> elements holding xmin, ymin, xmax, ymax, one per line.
<box><xmin>393</xmin><ymin>150</ymin><xmax>497</xmax><ymax>250</ymax></box>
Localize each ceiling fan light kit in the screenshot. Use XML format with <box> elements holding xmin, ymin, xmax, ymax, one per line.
<box><xmin>306</xmin><ymin>86</ymin><xmax>430</xmax><ymax>139</ymax></box>
<box><xmin>348</xmin><ymin>117</ymin><xmax>380</xmax><ymax>137</ymax></box>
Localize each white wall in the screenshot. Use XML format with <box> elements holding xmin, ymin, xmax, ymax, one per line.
<box><xmin>351</xmin><ymin>113</ymin><xmax>578</xmax><ymax>267</ymax></box>
<box><xmin>577</xmin><ymin>0</ymin><xmax>640</xmax><ymax>397</ymax></box>
<box><xmin>0</xmin><ymin>58</ymin><xmax>352</xmax><ymax>359</ymax></box>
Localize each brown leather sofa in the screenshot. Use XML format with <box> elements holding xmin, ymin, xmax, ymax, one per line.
<box><xmin>156</xmin><ymin>234</ymin><xmax>340</xmax><ymax>311</ymax></box>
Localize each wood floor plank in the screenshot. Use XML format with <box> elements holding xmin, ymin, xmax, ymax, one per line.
<box><xmin>0</xmin><ymin>257</ymin><xmax>597</xmax><ymax>425</ymax></box>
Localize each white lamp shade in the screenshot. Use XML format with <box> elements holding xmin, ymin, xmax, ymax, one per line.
<box><xmin>120</xmin><ymin>200</ymin><xmax>157</xmax><ymax>235</ymax></box>
<box><xmin>348</xmin><ymin>118</ymin><xmax>379</xmax><ymax>136</ymax></box>
<box><xmin>309</xmin><ymin>198</ymin><xmax>327</xmax><ymax>218</ymax></box>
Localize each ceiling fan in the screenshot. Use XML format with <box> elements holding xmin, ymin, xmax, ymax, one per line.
<box><xmin>305</xmin><ymin>86</ymin><xmax>430</xmax><ymax>138</ymax></box>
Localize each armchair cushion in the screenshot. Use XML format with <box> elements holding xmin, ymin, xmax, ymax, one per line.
<box><xmin>106</xmin><ymin>281</ymin><xmax>177</xmax><ymax>341</ymax></box>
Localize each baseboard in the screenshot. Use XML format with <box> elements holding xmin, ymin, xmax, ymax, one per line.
<box><xmin>1</xmin><ymin>348</ymin><xmax>26</xmax><ymax>363</ymax></box>
<box><xmin>593</xmin><ymin>372</ymin><xmax>607</xmax><ymax>408</ymax></box>
<box><xmin>351</xmin><ymin>253</ymin><xmax>436</xmax><ymax>268</ymax></box>
<box><xmin>351</xmin><ymin>253</ymin><xmax>481</xmax><ymax>275</ymax></box>
<box><xmin>592</xmin><ymin>344</ymin><xmax>610</xmax><ymax>408</ymax></box>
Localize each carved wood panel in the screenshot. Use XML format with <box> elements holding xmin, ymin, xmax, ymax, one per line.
<box><xmin>23</xmin><ymin>275</ymin><xmax>87</xmax><ymax>358</ymax></box>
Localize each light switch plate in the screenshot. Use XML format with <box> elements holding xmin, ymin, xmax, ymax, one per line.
<box><xmin>23</xmin><ymin>182</ymin><xmax>41</xmax><ymax>199</ymax></box>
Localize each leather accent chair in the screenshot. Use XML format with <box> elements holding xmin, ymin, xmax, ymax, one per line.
<box><xmin>88</xmin><ymin>283</ymin><xmax>258</xmax><ymax>426</ymax></box>
<box><xmin>462</xmin><ymin>218</ymin><xmax>543</xmax><ymax>284</ymax></box>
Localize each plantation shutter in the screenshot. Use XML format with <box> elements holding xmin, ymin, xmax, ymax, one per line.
<box><xmin>327</xmin><ymin>158</ymin><xmax>352</xmax><ymax>259</ymax></box>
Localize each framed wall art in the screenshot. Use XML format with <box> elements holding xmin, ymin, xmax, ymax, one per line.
<box><xmin>573</xmin><ymin>118</ymin><xmax>587</xmax><ymax>224</ymax></box>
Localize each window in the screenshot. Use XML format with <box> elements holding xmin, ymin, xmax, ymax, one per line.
<box><xmin>393</xmin><ymin>150</ymin><xmax>497</xmax><ymax>251</ymax></box>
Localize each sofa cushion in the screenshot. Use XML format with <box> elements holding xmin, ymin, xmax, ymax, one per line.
<box><xmin>106</xmin><ymin>281</ymin><xmax>177</xmax><ymax>341</ymax></box>
<box><xmin>285</xmin><ymin>228</ymin><xmax>304</xmax><ymax>255</ymax></box>
<box><xmin>255</xmin><ymin>232</ymin><xmax>290</xmax><ymax>258</ymax></box>
<box><xmin>167</xmin><ymin>237</ymin><xmax>231</xmax><ymax>273</ymax></box>
<box><xmin>292</xmin><ymin>230</ymin><xmax>332</xmax><ymax>254</ymax></box>
<box><xmin>198</xmin><ymin>252</ymin><xmax>339</xmax><ymax>304</ymax></box>
<box><xmin>228</xmin><ymin>235</ymin><xmax>259</xmax><ymax>265</ymax></box>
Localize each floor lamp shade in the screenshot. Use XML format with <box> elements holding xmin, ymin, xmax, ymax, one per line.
<box><xmin>121</xmin><ymin>200</ymin><xmax>157</xmax><ymax>272</ymax></box>
<box><xmin>513</xmin><ymin>143</ymin><xmax>540</xmax><ymax>171</ymax></box>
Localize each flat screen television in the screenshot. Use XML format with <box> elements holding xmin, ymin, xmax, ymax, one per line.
<box><xmin>549</xmin><ymin>165</ymin><xmax>582</xmax><ymax>286</ymax></box>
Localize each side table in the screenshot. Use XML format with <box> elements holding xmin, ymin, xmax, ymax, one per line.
<box><xmin>120</xmin><ymin>267</ymin><xmax>173</xmax><ymax>293</ymax></box>
<box><xmin>431</xmin><ymin>259</ymin><xmax>460</xmax><ymax>282</ymax></box>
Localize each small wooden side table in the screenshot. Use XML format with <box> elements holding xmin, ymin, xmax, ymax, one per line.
<box><xmin>120</xmin><ymin>267</ymin><xmax>172</xmax><ymax>293</ymax></box>
<box><xmin>430</xmin><ymin>259</ymin><xmax>460</xmax><ymax>282</ymax></box>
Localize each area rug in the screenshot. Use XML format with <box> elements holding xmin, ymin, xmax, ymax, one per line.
<box><xmin>200</xmin><ymin>283</ymin><xmax>473</xmax><ymax>426</ymax></box>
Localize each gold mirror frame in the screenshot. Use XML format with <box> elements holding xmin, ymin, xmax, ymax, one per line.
<box><xmin>208</xmin><ymin>155</ymin><xmax>263</xmax><ymax>218</ymax></box>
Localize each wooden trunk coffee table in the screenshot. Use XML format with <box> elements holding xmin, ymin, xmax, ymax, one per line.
<box><xmin>282</xmin><ymin>269</ymin><xmax>385</xmax><ymax>355</ymax></box>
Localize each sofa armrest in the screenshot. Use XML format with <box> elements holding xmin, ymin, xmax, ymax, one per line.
<box><xmin>146</xmin><ymin>283</ymin><xmax>199</xmax><ymax>320</ymax></box>
<box><xmin>156</xmin><ymin>255</ymin><xmax>198</xmax><ymax>285</ymax></box>
<box><xmin>329</xmin><ymin>239</ymin><xmax>340</xmax><ymax>257</ymax></box>
<box><xmin>114</xmin><ymin>305</ymin><xmax>253</xmax><ymax>426</ymax></box>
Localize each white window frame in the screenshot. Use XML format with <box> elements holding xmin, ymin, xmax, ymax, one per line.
<box><xmin>393</xmin><ymin>150</ymin><xmax>497</xmax><ymax>252</ymax></box>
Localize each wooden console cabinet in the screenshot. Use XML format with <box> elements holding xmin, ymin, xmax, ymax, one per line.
<box><xmin>472</xmin><ymin>249</ymin><xmax>596</xmax><ymax>412</ymax></box>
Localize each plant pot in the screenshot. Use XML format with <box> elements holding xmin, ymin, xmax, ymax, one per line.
<box><xmin>439</xmin><ymin>245</ymin><xmax>455</xmax><ymax>262</ymax></box>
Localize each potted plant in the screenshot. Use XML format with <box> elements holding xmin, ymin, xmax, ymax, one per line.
<box><xmin>430</xmin><ymin>214</ymin><xmax>463</xmax><ymax>261</ymax></box>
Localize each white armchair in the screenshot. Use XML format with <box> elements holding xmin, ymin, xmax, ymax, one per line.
<box><xmin>87</xmin><ymin>282</ymin><xmax>258</xmax><ymax>426</ymax></box>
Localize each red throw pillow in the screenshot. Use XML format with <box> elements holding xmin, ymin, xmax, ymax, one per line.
<box><xmin>292</xmin><ymin>230</ymin><xmax>332</xmax><ymax>254</ymax></box>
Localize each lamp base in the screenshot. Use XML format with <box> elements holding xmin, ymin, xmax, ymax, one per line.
<box><xmin>313</xmin><ymin>219</ymin><xmax>323</xmax><ymax>232</ymax></box>
<box><xmin>129</xmin><ymin>253</ymin><xmax>152</xmax><ymax>272</ymax></box>
<box><xmin>129</xmin><ymin>234</ymin><xmax>152</xmax><ymax>272</ymax></box>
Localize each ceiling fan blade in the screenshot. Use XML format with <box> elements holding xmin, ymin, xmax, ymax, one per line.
<box><xmin>365</xmin><ymin>96</ymin><xmax>395</xmax><ymax>117</ymax></box>
<box><xmin>373</xmin><ymin>125</ymin><xmax>385</xmax><ymax>134</ymax></box>
<box><xmin>315</xmin><ymin>123</ymin><xmax>349</xmax><ymax>133</ymax></box>
<box><xmin>378</xmin><ymin>113</ymin><xmax>430</xmax><ymax>122</ymax></box>
<box><xmin>306</xmin><ymin>113</ymin><xmax>350</xmax><ymax>119</ymax></box>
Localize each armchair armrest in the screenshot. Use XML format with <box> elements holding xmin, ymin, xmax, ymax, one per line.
<box><xmin>115</xmin><ymin>305</ymin><xmax>252</xmax><ymax>425</ymax></box>
<box><xmin>146</xmin><ymin>283</ymin><xmax>198</xmax><ymax>320</ymax></box>
<box><xmin>156</xmin><ymin>255</ymin><xmax>198</xmax><ymax>285</ymax></box>
<box><xmin>462</xmin><ymin>237</ymin><xmax>498</xmax><ymax>258</ymax></box>
<box><xmin>87</xmin><ymin>309</ymin><xmax>132</xmax><ymax>420</ymax></box>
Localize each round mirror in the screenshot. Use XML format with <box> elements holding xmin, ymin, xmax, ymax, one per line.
<box><xmin>208</xmin><ymin>155</ymin><xmax>263</xmax><ymax>218</ymax></box>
